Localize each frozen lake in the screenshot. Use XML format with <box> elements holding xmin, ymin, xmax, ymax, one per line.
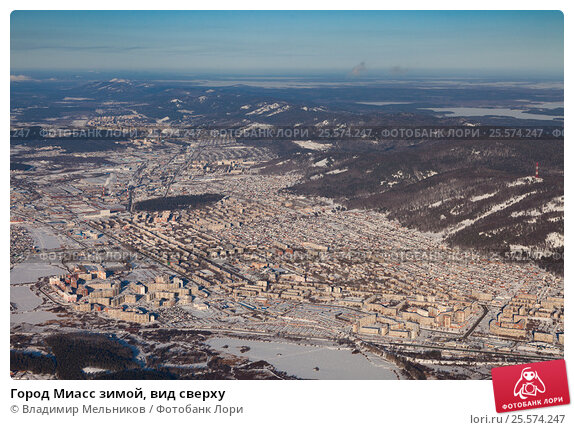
<box><xmin>421</xmin><ymin>107</ymin><xmax>562</xmax><ymax>121</ymax></box>
<box><xmin>11</xmin><ymin>310</ymin><xmax>61</xmax><ymax>325</ymax></box>
<box><xmin>10</xmin><ymin>284</ymin><xmax>62</xmax><ymax>325</ymax></box>
<box><xmin>11</xmin><ymin>284</ymin><xmax>43</xmax><ymax>311</ymax></box>
<box><xmin>207</xmin><ymin>337</ymin><xmax>399</xmax><ymax>380</ymax></box>
<box><xmin>11</xmin><ymin>261</ymin><xmax>66</xmax><ymax>284</ymax></box>
<box><xmin>356</xmin><ymin>101</ymin><xmax>413</xmax><ymax>106</ymax></box>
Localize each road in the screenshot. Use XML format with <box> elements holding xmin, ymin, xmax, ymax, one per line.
<box><xmin>462</xmin><ymin>304</ymin><xmax>490</xmax><ymax>339</ymax></box>
<box><xmin>371</xmin><ymin>340</ymin><xmax>560</xmax><ymax>361</ymax></box>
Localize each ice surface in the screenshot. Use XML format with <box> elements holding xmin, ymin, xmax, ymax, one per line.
<box><xmin>207</xmin><ymin>337</ymin><xmax>399</xmax><ymax>380</ymax></box>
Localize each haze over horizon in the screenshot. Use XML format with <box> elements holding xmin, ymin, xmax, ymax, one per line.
<box><xmin>11</xmin><ymin>10</ymin><xmax>564</xmax><ymax>80</ymax></box>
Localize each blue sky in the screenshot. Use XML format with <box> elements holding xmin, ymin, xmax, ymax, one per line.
<box><xmin>10</xmin><ymin>10</ymin><xmax>564</xmax><ymax>78</ymax></box>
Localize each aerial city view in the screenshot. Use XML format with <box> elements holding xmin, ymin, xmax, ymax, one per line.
<box><xmin>10</xmin><ymin>11</ymin><xmax>564</xmax><ymax>380</ymax></box>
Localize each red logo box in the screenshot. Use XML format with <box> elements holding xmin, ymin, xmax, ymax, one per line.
<box><xmin>492</xmin><ymin>359</ymin><xmax>570</xmax><ymax>413</ymax></box>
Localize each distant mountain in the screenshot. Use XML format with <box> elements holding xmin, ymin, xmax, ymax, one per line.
<box><xmin>11</xmin><ymin>78</ymin><xmax>564</xmax><ymax>127</ymax></box>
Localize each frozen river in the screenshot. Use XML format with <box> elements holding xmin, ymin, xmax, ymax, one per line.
<box><xmin>207</xmin><ymin>337</ymin><xmax>399</xmax><ymax>380</ymax></box>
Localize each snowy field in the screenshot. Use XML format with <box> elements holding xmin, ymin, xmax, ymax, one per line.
<box><xmin>207</xmin><ymin>337</ymin><xmax>399</xmax><ymax>380</ymax></box>
<box><xmin>23</xmin><ymin>225</ymin><xmax>63</xmax><ymax>250</ymax></box>
<box><xmin>293</xmin><ymin>140</ymin><xmax>332</xmax><ymax>151</ymax></box>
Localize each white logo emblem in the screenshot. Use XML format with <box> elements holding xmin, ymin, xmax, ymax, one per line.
<box><xmin>513</xmin><ymin>367</ymin><xmax>546</xmax><ymax>400</ymax></box>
